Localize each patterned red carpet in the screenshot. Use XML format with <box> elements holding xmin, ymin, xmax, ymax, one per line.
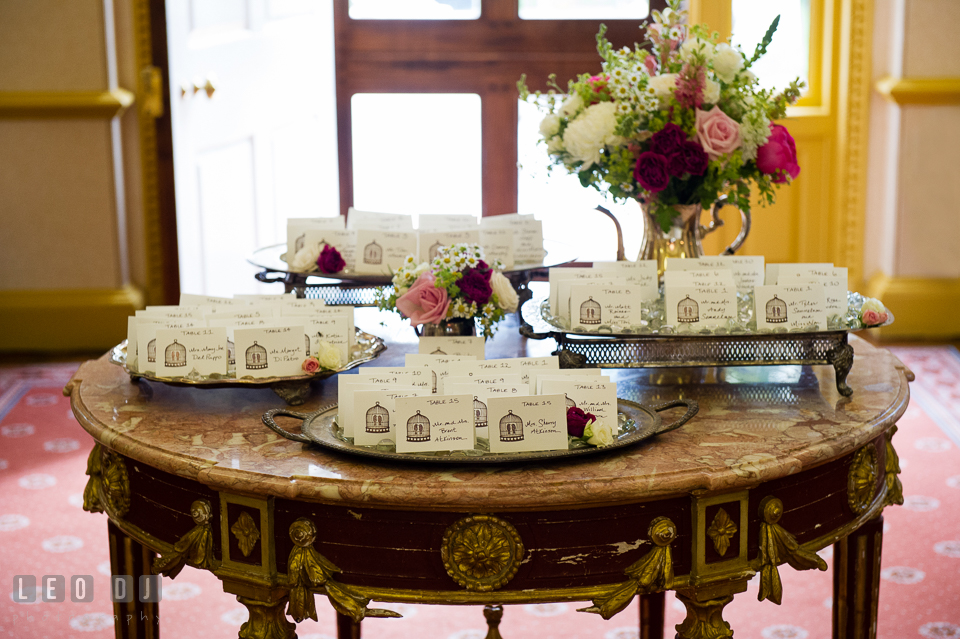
<box><xmin>1</xmin><ymin>347</ymin><xmax>959</xmax><ymax>639</ymax></box>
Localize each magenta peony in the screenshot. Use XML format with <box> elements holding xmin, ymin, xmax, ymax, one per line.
<box><xmin>317</xmin><ymin>244</ymin><xmax>345</xmax><ymax>274</ymax></box>
<box><xmin>649</xmin><ymin>123</ymin><xmax>688</xmax><ymax>156</ymax></box>
<box><xmin>634</xmin><ymin>152</ymin><xmax>670</xmax><ymax>193</ymax></box>
<box><xmin>566</xmin><ymin>406</ymin><xmax>597</xmax><ymax>437</ymax></box>
<box><xmin>667</xmin><ymin>140</ymin><xmax>709</xmax><ymax>177</ymax></box>
<box><xmin>756</xmin><ymin>124</ymin><xmax>800</xmax><ymax>183</ymax></box>
<box><xmin>395</xmin><ymin>273</ymin><xmax>450</xmax><ymax>326</ymax></box>
<box><xmin>459</xmin><ymin>267</ymin><xmax>493</xmax><ymax>306</ymax></box>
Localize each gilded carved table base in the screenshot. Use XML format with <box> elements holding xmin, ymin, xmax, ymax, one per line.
<box><xmin>675</xmin><ymin>594</ymin><xmax>734</xmax><ymax>639</ymax></box>
<box><xmin>238</xmin><ymin>596</ymin><xmax>297</xmax><ymax>639</ymax></box>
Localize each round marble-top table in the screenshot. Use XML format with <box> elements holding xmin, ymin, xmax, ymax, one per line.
<box><xmin>66</xmin><ymin>329</ymin><xmax>911</xmax><ymax>639</ymax></box>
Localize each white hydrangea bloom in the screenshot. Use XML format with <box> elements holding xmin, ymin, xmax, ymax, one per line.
<box><xmin>712</xmin><ymin>43</ymin><xmax>743</xmax><ymax>83</ymax></box>
<box><xmin>739</xmin><ymin>109</ymin><xmax>771</xmax><ymax>161</ymax></box>
<box><xmin>647</xmin><ymin>73</ymin><xmax>678</xmax><ymax>99</ymax></box>
<box><xmin>539</xmin><ymin>113</ymin><xmax>561</xmax><ymax>138</ymax></box>
<box><xmin>680</xmin><ymin>36</ymin><xmax>714</xmax><ymax>63</ymax></box>
<box><xmin>546</xmin><ymin>136</ymin><xmax>565</xmax><ymax>155</ymax></box>
<box><xmin>703</xmin><ymin>79</ymin><xmax>720</xmax><ymax>105</ymax></box>
<box><xmin>558</xmin><ymin>93</ymin><xmax>584</xmax><ymax>118</ymax></box>
<box><xmin>561</xmin><ymin>101</ymin><xmax>620</xmax><ymax>169</ymax></box>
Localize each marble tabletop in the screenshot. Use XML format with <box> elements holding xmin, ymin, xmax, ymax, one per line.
<box><xmin>66</xmin><ymin>311</ymin><xmax>911</xmax><ymax>512</ymax></box>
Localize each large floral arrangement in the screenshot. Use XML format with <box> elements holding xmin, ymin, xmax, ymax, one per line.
<box><xmin>376</xmin><ymin>244</ymin><xmax>520</xmax><ymax>338</ymax></box>
<box><xmin>518</xmin><ymin>0</ymin><xmax>804</xmax><ymax>231</ymax></box>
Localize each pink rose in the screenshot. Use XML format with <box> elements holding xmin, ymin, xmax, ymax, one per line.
<box><xmin>695</xmin><ymin>106</ymin><xmax>741</xmax><ymax>160</ymax></box>
<box><xmin>862</xmin><ymin>310</ymin><xmax>885</xmax><ymax>326</ymax></box>
<box><xmin>302</xmin><ymin>356</ymin><xmax>321</xmax><ymax>373</ymax></box>
<box><xmin>395</xmin><ymin>273</ymin><xmax>450</xmax><ymax>326</ymax></box>
<box><xmin>756</xmin><ymin>124</ymin><xmax>800</xmax><ymax>183</ymax></box>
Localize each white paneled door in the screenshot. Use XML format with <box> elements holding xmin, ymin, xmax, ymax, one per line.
<box><xmin>167</xmin><ymin>0</ymin><xmax>339</xmax><ymax>296</ymax></box>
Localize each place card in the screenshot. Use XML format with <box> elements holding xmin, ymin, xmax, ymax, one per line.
<box><xmin>338</xmin><ymin>380</ymin><xmax>423</xmax><ymax>438</ymax></box>
<box><xmin>764</xmin><ymin>263</ymin><xmax>833</xmax><ymax>286</ymax></box>
<box><xmin>155</xmin><ymin>327</ymin><xmax>228</xmax><ymax>377</ymax></box>
<box><xmin>354</xmin><ymin>367</ymin><xmax>432</xmax><ymax>392</ymax></box>
<box><xmin>418</xmin><ymin>214</ymin><xmax>479</xmax><ymax>231</ymax></box>
<box><xmin>133</xmin><ymin>319</ymin><xmax>206</xmax><ymax>373</ymax></box>
<box><xmin>539</xmin><ymin>379</ymin><xmax>618</xmax><ymax>425</ymax></box>
<box><xmin>480</xmin><ymin>214</ymin><xmax>545</xmax><ymax>265</ymax></box>
<box><xmin>302</xmin><ymin>316</ymin><xmax>350</xmax><ymax>363</ymax></box>
<box><xmin>442</xmin><ymin>385</ymin><xmax>530</xmax><ymax>435</ymax></box>
<box><xmin>666</xmin><ymin>256</ymin><xmax>765</xmax><ymax>290</ymax></box>
<box><xmin>137</xmin><ymin>306</ymin><xmax>210</xmax><ymax>320</ymax></box>
<box><xmin>754</xmin><ymin>284</ymin><xmax>828</xmax><ymax>330</ymax></box>
<box><xmin>417</xmin><ymin>336</ymin><xmax>485</xmax><ymax>358</ymax></box>
<box><xmin>486</xmin><ymin>394</ymin><xmax>568</xmax><ymax>453</ymax></box>
<box><xmin>510</xmin><ymin>356</ymin><xmax>560</xmax><ymax>388</ymax></box>
<box><xmin>479</xmin><ymin>227</ymin><xmax>515</xmax><ymax>269</ymax></box>
<box><xmin>531</xmin><ymin>369</ymin><xmax>604</xmax><ymax>394</ymax></box>
<box><xmin>287</xmin><ymin>217</ymin><xmax>346</xmax><ymax>258</ymax></box>
<box><xmin>418</xmin><ymin>230</ymin><xmax>482</xmax><ymax>263</ymax></box>
<box><xmin>179</xmin><ymin>293</ymin><xmax>250</xmax><ymax>307</ymax></box>
<box><xmin>354</xmin><ymin>229</ymin><xmax>418</xmax><ymax>275</ymax></box>
<box><xmin>352</xmin><ymin>388</ymin><xmax>431</xmax><ymax>446</ymax></box>
<box><xmin>234</xmin><ymin>294</ymin><xmax>289</xmax><ymax>303</ymax></box>
<box><xmin>302</xmin><ymin>230</ymin><xmax>357</xmax><ymax>271</ymax></box>
<box><xmin>663</xmin><ymin>269</ymin><xmax>735</xmax><ymax>288</ymax></box>
<box><xmin>777</xmin><ymin>265</ymin><xmax>849</xmax><ymax>316</ymax></box>
<box><xmin>346</xmin><ymin>208</ymin><xmax>414</xmax><ymax>231</ymax></box>
<box><xmin>404</xmin><ymin>354</ymin><xmax>478</xmax><ymax>393</ymax></box>
<box><xmin>440</xmin><ymin>373</ymin><xmax>525</xmax><ymax>395</ymax></box>
<box><xmin>234</xmin><ymin>325</ymin><xmax>305</xmax><ymax>378</ymax></box>
<box><xmin>280</xmin><ymin>298</ymin><xmax>328</xmax><ymax>313</ymax></box>
<box><xmin>549</xmin><ymin>268</ymin><xmax>616</xmax><ymax>314</ymax></box>
<box><xmin>569</xmin><ymin>283</ymin><xmax>644</xmax><ymax>329</ymax></box>
<box><xmin>203</xmin><ymin>306</ymin><xmax>280</xmax><ymax>321</ymax></box>
<box><xmin>394</xmin><ymin>395</ymin><xmax>475</xmax><ymax>453</ymax></box>
<box><xmin>665</xmin><ymin>285</ymin><xmax>738</xmax><ymax>327</ymax></box>
<box><xmin>283</xmin><ymin>306</ymin><xmax>355</xmax><ymax>347</ymax></box>
<box><xmin>557</xmin><ymin>278</ymin><xmax>630</xmax><ymax>322</ymax></box>
<box><xmin>593</xmin><ymin>260</ymin><xmax>660</xmax><ymax>299</ymax></box>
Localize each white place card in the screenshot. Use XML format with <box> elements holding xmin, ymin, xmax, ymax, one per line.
<box><xmin>777</xmin><ymin>265</ymin><xmax>848</xmax><ymax>316</ymax></box>
<box><xmin>155</xmin><ymin>327</ymin><xmax>228</xmax><ymax>377</ymax></box>
<box><xmin>443</xmin><ymin>386</ymin><xmax>530</xmax><ymax>435</ymax></box>
<box><xmin>665</xmin><ymin>285</ymin><xmax>738</xmax><ymax>327</ymax></box>
<box><xmin>486</xmin><ymin>394</ymin><xmax>568</xmax><ymax>453</ymax></box>
<box><xmin>280</xmin><ymin>298</ymin><xmax>328</xmax><ymax>313</ymax></box>
<box><xmin>417</xmin><ymin>336</ymin><xmax>486</xmax><ymax>358</ymax></box>
<box><xmin>338</xmin><ymin>381</ymin><xmax>422</xmax><ymax>438</ymax></box>
<box><xmin>234</xmin><ymin>325</ymin><xmax>305</xmax><ymax>378</ymax></box>
<box><xmin>663</xmin><ymin>269</ymin><xmax>736</xmax><ymax>288</ymax></box>
<box><xmin>549</xmin><ymin>268</ymin><xmax>617</xmax><ymax>314</ymax></box>
<box><xmin>283</xmin><ymin>306</ymin><xmax>355</xmax><ymax>347</ymax></box>
<box><xmin>440</xmin><ymin>373</ymin><xmax>525</xmax><ymax>395</ymax></box>
<box><xmin>137</xmin><ymin>306</ymin><xmax>210</xmax><ymax>320</ymax></box>
<box><xmin>302</xmin><ymin>316</ymin><xmax>350</xmax><ymax>364</ymax></box>
<box><xmin>558</xmin><ymin>277</ymin><xmax>631</xmax><ymax>322</ymax></box>
<box><xmin>570</xmin><ymin>283</ymin><xmax>644</xmax><ymax>329</ymax></box>
<box><xmin>287</xmin><ymin>217</ymin><xmax>346</xmax><ymax>258</ymax></box>
<box><xmin>510</xmin><ymin>356</ymin><xmax>560</xmax><ymax>388</ymax></box>
<box><xmin>765</xmin><ymin>263</ymin><xmax>833</xmax><ymax>286</ymax></box>
<box><xmin>533</xmin><ymin>370</ymin><xmax>605</xmax><ymax>394</ymax></box>
<box><xmin>404</xmin><ymin>354</ymin><xmax>478</xmax><ymax>393</ymax></box>
<box><xmin>354</xmin><ymin>367</ymin><xmax>433</xmax><ymax>392</ymax></box>
<box><xmin>203</xmin><ymin>306</ymin><xmax>280</xmax><ymax>321</ymax></box>
<box><xmin>755</xmin><ymin>284</ymin><xmax>828</xmax><ymax>330</ymax></box>
<box><xmin>347</xmin><ymin>208</ymin><xmax>414</xmax><ymax>231</ymax></box>
<box><xmin>539</xmin><ymin>379</ymin><xmax>618</xmax><ymax>425</ymax></box>
<box><xmin>479</xmin><ymin>227</ymin><xmax>515</xmax><ymax>269</ymax></box>
<box><xmin>179</xmin><ymin>294</ymin><xmax>250</xmax><ymax>307</ymax></box>
<box><xmin>418</xmin><ymin>214</ymin><xmax>479</xmax><ymax>231</ymax></box>
<box><xmin>354</xmin><ymin>230</ymin><xmax>418</xmax><ymax>275</ymax></box>
<box><xmin>418</xmin><ymin>230</ymin><xmax>482</xmax><ymax>263</ymax></box>
<box><xmin>394</xmin><ymin>395</ymin><xmax>476</xmax><ymax>453</ymax></box>
<box><xmin>133</xmin><ymin>319</ymin><xmax>206</xmax><ymax>373</ymax></box>
<box><xmin>593</xmin><ymin>260</ymin><xmax>660</xmax><ymax>299</ymax></box>
<box><xmin>352</xmin><ymin>388</ymin><xmax>431</xmax><ymax>446</ymax></box>
<box><xmin>234</xmin><ymin>294</ymin><xmax>289</xmax><ymax>303</ymax></box>
<box><xmin>667</xmin><ymin>256</ymin><xmax>765</xmax><ymax>290</ymax></box>
<box><xmin>480</xmin><ymin>214</ymin><xmax>545</xmax><ymax>265</ymax></box>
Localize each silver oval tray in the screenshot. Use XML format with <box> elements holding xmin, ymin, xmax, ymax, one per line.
<box><xmin>261</xmin><ymin>398</ymin><xmax>697</xmax><ymax>464</ymax></box>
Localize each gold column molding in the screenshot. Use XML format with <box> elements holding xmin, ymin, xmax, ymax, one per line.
<box><xmin>0</xmin><ymin>89</ymin><xmax>135</xmax><ymax>118</ymax></box>
<box><xmin>876</xmin><ymin>76</ymin><xmax>960</xmax><ymax>105</ymax></box>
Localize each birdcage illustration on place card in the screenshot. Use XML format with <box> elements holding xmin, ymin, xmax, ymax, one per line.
<box><xmin>431</xmin><ymin>347</ymin><xmax>446</xmax><ymax>355</ymax></box>
<box><xmin>227</xmin><ymin>340</ymin><xmax>235</xmax><ymax>366</ymax></box>
<box><xmin>365</xmin><ymin>402</ymin><xmax>390</xmax><ymax>434</ymax></box>
<box><xmin>245</xmin><ymin>342</ymin><xmax>268</xmax><ymax>370</ymax></box>
<box><xmin>429</xmin><ymin>241</ymin><xmax>443</xmax><ymax>260</ymax></box>
<box><xmin>499</xmin><ymin>411</ymin><xmax>524</xmax><ymax>442</ymax></box>
<box><xmin>473</xmin><ymin>396</ymin><xmax>488</xmax><ymax>428</ymax></box>
<box><xmin>304</xmin><ymin>333</ymin><xmax>311</xmax><ymax>357</ymax></box>
<box><xmin>164</xmin><ymin>340</ymin><xmax>187</xmax><ymax>368</ymax></box>
<box><xmin>580</xmin><ymin>297</ymin><xmax>602</xmax><ymax>325</ymax></box>
<box><xmin>431</xmin><ymin>370</ymin><xmax>438</xmax><ymax>393</ymax></box>
<box><xmin>677</xmin><ymin>295</ymin><xmax>700</xmax><ymax>323</ymax></box>
<box><xmin>147</xmin><ymin>339</ymin><xmax>156</xmax><ymax>363</ymax></box>
<box><xmin>294</xmin><ymin>232</ymin><xmax>306</xmax><ymax>253</ymax></box>
<box><xmin>406</xmin><ymin>411</ymin><xmax>431</xmax><ymax>442</ymax></box>
<box><xmin>565</xmin><ymin>394</ymin><xmax>577</xmax><ymax>409</ymax></box>
<box><xmin>362</xmin><ymin>240</ymin><xmax>383</xmax><ymax>265</ymax></box>
<box><xmin>765</xmin><ymin>295</ymin><xmax>788</xmax><ymax>323</ymax></box>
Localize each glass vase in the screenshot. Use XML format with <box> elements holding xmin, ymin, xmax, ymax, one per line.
<box><xmin>417</xmin><ymin>318</ymin><xmax>477</xmax><ymax>337</ymax></box>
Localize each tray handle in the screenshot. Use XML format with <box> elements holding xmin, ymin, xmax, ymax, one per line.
<box><xmin>649</xmin><ymin>399</ymin><xmax>699</xmax><ymax>435</ymax></box>
<box><xmin>262</xmin><ymin>408</ymin><xmax>317</xmax><ymax>444</ymax></box>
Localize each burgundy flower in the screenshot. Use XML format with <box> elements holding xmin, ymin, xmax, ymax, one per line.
<box><xmin>458</xmin><ymin>267</ymin><xmax>493</xmax><ymax>306</ymax></box>
<box><xmin>649</xmin><ymin>123</ymin><xmax>688</xmax><ymax>156</ymax></box>
<box><xmin>634</xmin><ymin>152</ymin><xmax>670</xmax><ymax>193</ymax></box>
<box><xmin>756</xmin><ymin>124</ymin><xmax>800</xmax><ymax>183</ymax></box>
<box><xmin>317</xmin><ymin>244</ymin><xmax>345</xmax><ymax>274</ymax></box>
<box><xmin>566</xmin><ymin>406</ymin><xmax>596</xmax><ymax>437</ymax></box>
<box><xmin>667</xmin><ymin>141</ymin><xmax>709</xmax><ymax>177</ymax></box>
<box><xmin>475</xmin><ymin>260</ymin><xmax>493</xmax><ymax>281</ymax></box>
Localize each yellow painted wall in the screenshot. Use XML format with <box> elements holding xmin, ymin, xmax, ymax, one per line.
<box><xmin>0</xmin><ymin>0</ymin><xmax>145</xmax><ymax>351</ymax></box>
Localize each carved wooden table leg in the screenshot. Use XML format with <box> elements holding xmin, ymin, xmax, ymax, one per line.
<box><xmin>484</xmin><ymin>604</ymin><xmax>504</xmax><ymax>639</ymax></box>
<box><xmin>833</xmin><ymin>515</ymin><xmax>884</xmax><ymax>639</ymax></box>
<box><xmin>675</xmin><ymin>593</ymin><xmax>734</xmax><ymax>639</ymax></box>
<box><xmin>639</xmin><ymin>592</ymin><xmax>665</xmax><ymax>639</ymax></box>
<box><xmin>337</xmin><ymin>612</ymin><xmax>361</xmax><ymax>639</ymax></box>
<box><xmin>237</xmin><ymin>596</ymin><xmax>296</xmax><ymax>639</ymax></box>
<box><xmin>107</xmin><ymin>520</ymin><xmax>159</xmax><ymax>639</ymax></box>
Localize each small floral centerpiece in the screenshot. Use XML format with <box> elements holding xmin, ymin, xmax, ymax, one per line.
<box><xmin>518</xmin><ymin>0</ymin><xmax>804</xmax><ymax>233</ymax></box>
<box><xmin>567</xmin><ymin>406</ymin><xmax>615</xmax><ymax>448</ymax></box>
<box><xmin>376</xmin><ymin>244</ymin><xmax>520</xmax><ymax>338</ymax></box>
<box><xmin>302</xmin><ymin>340</ymin><xmax>342</xmax><ymax>375</ymax></box>
<box><xmin>288</xmin><ymin>243</ymin><xmax>346</xmax><ymax>275</ymax></box>
<box><xmin>858</xmin><ymin>298</ymin><xmax>889</xmax><ymax>328</ymax></box>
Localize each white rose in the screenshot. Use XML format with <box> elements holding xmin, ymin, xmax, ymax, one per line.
<box><xmin>584</xmin><ymin>420</ymin><xmax>615</xmax><ymax>447</ymax></box>
<box><xmin>712</xmin><ymin>43</ymin><xmax>743</xmax><ymax>83</ymax></box>
<box><xmin>490</xmin><ymin>271</ymin><xmax>519</xmax><ymax>313</ymax></box>
<box><xmin>561</xmin><ymin>101</ymin><xmax>619</xmax><ymax>168</ymax></box>
<box><xmin>546</xmin><ymin>136</ymin><xmax>565</xmax><ymax>155</ymax></box>
<box><xmin>316</xmin><ymin>340</ymin><xmax>342</xmax><ymax>370</ymax></box>
<box><xmin>558</xmin><ymin>93</ymin><xmax>584</xmax><ymax>118</ymax></box>
<box><xmin>539</xmin><ymin>113</ymin><xmax>561</xmax><ymax>138</ymax></box>
<box><xmin>290</xmin><ymin>246</ymin><xmax>319</xmax><ymax>272</ymax></box>
<box><xmin>680</xmin><ymin>36</ymin><xmax>714</xmax><ymax>63</ymax></box>
<box><xmin>702</xmin><ymin>79</ymin><xmax>720</xmax><ymax>105</ymax></box>
<box><xmin>647</xmin><ymin>73</ymin><xmax>678</xmax><ymax>98</ymax></box>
